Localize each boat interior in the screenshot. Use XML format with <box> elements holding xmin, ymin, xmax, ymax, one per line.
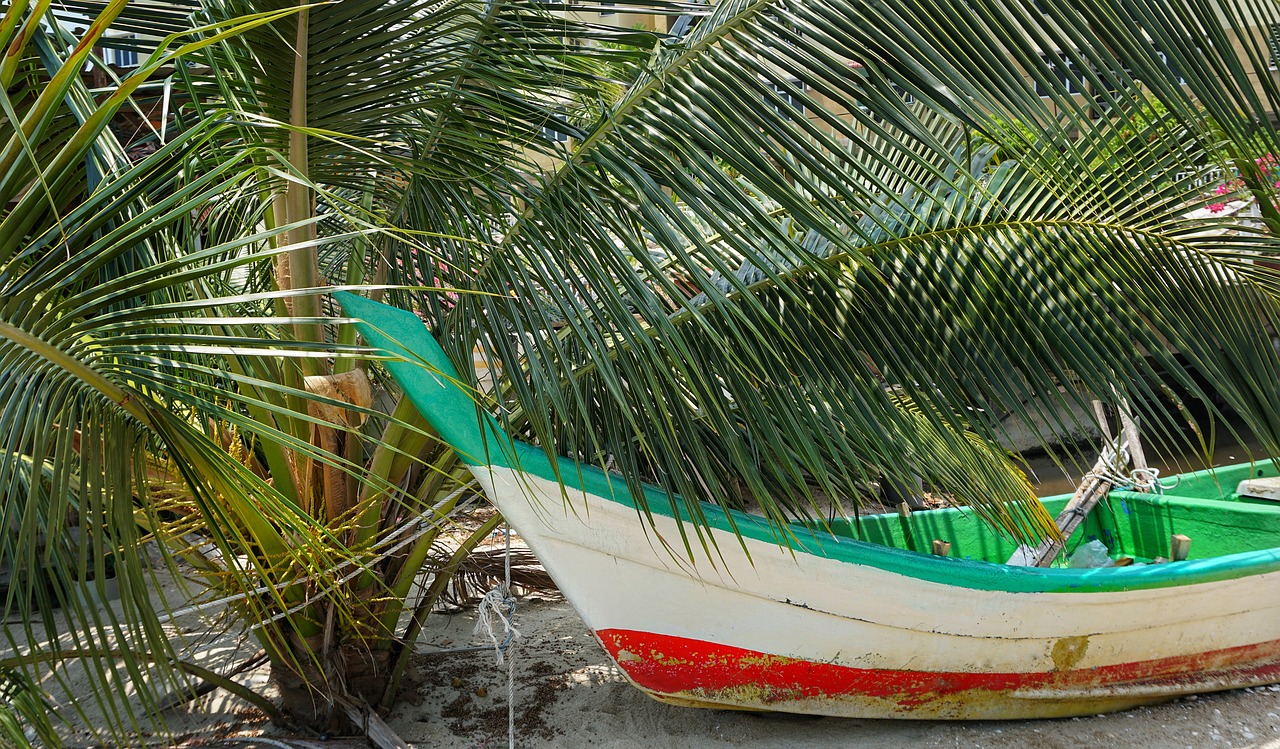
<box><xmin>822</xmin><ymin>460</ymin><xmax>1280</xmax><ymax>564</ymax></box>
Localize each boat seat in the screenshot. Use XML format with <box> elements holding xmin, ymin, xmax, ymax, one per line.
<box><xmin>1236</xmin><ymin>476</ymin><xmax>1280</xmax><ymax>501</ymax></box>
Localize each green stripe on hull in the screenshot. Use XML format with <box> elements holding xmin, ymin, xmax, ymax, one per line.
<box><xmin>336</xmin><ymin>292</ymin><xmax>517</xmax><ymax>469</ymax></box>
<box><xmin>338</xmin><ymin>293</ymin><xmax>1280</xmax><ymax>596</ymax></box>
<box><xmin>496</xmin><ymin>445</ymin><xmax>1280</xmax><ymax>594</ymax></box>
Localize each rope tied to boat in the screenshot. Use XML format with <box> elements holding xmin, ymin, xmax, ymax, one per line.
<box><xmin>473</xmin><ymin>521</ymin><xmax>520</xmax><ymax>749</ymax></box>
<box><xmin>1082</xmin><ymin>444</ymin><xmax>1174</xmax><ymax>494</ymax></box>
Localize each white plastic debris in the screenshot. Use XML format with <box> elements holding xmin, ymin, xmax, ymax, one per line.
<box><xmin>1068</xmin><ymin>539</ymin><xmax>1113</xmax><ymax>568</ymax></box>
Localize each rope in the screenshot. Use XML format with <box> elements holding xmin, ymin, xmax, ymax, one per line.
<box><xmin>473</xmin><ymin>522</ymin><xmax>519</xmax><ymax>749</ymax></box>
<box><xmin>1082</xmin><ymin>443</ymin><xmax>1178</xmax><ymax>494</ymax></box>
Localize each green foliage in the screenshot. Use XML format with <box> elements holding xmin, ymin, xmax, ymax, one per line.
<box><xmin>7</xmin><ymin>0</ymin><xmax>1280</xmax><ymax>745</ymax></box>
<box><xmin>0</xmin><ymin>669</ymin><xmax>58</xmax><ymax>749</ymax></box>
<box><xmin>980</xmin><ymin>114</ymin><xmax>1040</xmax><ymax>163</ymax></box>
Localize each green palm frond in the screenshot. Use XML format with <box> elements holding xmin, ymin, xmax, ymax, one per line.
<box><xmin>50</xmin><ymin>1</ymin><xmax>204</xmax><ymax>44</ymax></box>
<box><xmin>181</xmin><ymin>0</ymin><xmax>659</xmax><ymax>195</ymax></box>
<box><xmin>0</xmin><ymin>5</ymin><xmax>415</xmax><ymax>743</ymax></box>
<box><xmin>385</xmin><ymin>0</ymin><xmax>1280</xmax><ymax>552</ymax></box>
<box><xmin>0</xmin><ymin>669</ymin><xmax>58</xmax><ymax>749</ymax></box>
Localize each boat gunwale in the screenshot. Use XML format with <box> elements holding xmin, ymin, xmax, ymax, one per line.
<box><xmin>336</xmin><ymin>291</ymin><xmax>1280</xmax><ymax>597</ymax></box>
<box><xmin>496</xmin><ymin>440</ymin><xmax>1280</xmax><ymax>595</ymax></box>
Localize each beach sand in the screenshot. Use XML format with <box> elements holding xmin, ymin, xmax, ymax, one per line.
<box><xmin>378</xmin><ymin>597</ymin><xmax>1280</xmax><ymax>749</ymax></box>
<box><xmin>31</xmin><ymin>562</ymin><xmax>1280</xmax><ymax>748</ymax></box>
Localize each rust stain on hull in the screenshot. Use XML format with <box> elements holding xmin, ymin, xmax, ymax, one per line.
<box><xmin>1051</xmin><ymin>636</ymin><xmax>1090</xmax><ymax>671</ymax></box>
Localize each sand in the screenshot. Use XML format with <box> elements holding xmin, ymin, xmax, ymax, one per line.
<box><xmin>29</xmin><ymin>564</ymin><xmax>1280</xmax><ymax>748</ymax></box>
<box><xmin>378</xmin><ymin>597</ymin><xmax>1280</xmax><ymax>749</ymax></box>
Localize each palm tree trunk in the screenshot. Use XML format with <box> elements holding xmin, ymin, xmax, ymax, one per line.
<box><xmin>270</xmin><ymin>639</ymin><xmax>395</xmax><ymax>732</ymax></box>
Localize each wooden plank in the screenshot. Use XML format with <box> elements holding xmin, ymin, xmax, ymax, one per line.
<box><xmin>1116</xmin><ymin>400</ymin><xmax>1147</xmax><ymax>477</ymax></box>
<box><xmin>341</xmin><ymin>698</ymin><xmax>412</xmax><ymax>749</ymax></box>
<box><xmin>898</xmin><ymin>502</ymin><xmax>917</xmax><ymax>553</ymax></box>
<box><xmin>1171</xmin><ymin>534</ymin><xmax>1191</xmax><ymax>561</ymax></box>
<box><xmin>1236</xmin><ymin>477</ymin><xmax>1280</xmax><ymax>501</ymax></box>
<box><xmin>931</xmin><ymin>540</ymin><xmax>951</xmax><ymax>556</ymax></box>
<box><xmin>1008</xmin><ymin>398</ymin><xmax>1145</xmax><ymax>567</ymax></box>
<box><xmin>1007</xmin><ymin>450</ymin><xmax>1114</xmax><ymax>567</ymax></box>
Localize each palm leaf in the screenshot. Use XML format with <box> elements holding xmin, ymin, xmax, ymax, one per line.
<box><xmin>0</xmin><ymin>5</ymin><xmax>419</xmax><ymax>743</ymax></box>
<box><xmin>378</xmin><ymin>0</ymin><xmax>1280</xmax><ymax>555</ymax></box>
<box><xmin>0</xmin><ymin>669</ymin><xmax>58</xmax><ymax>749</ymax></box>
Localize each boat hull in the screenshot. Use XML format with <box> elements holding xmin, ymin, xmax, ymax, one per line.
<box><xmin>599</xmin><ymin>629</ymin><xmax>1280</xmax><ymax>718</ymax></box>
<box><xmin>475</xmin><ymin>466</ymin><xmax>1280</xmax><ymax>719</ymax></box>
<box><xmin>334</xmin><ymin>291</ymin><xmax>1280</xmax><ymax>720</ymax></box>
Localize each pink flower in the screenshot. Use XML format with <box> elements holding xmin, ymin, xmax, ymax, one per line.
<box><xmin>1215</xmin><ymin>184</ymin><xmax>1230</xmax><ymax>195</ymax></box>
<box><xmin>1209</xmin><ymin>203</ymin><xmax>1226</xmax><ymax>213</ymax></box>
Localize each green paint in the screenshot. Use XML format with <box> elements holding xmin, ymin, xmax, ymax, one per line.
<box><xmin>335</xmin><ymin>292</ymin><xmax>517</xmax><ymax>469</ymax></box>
<box><xmin>824</xmin><ymin>462</ymin><xmax>1280</xmax><ymax>566</ymax></box>
<box><xmin>339</xmin><ymin>293</ymin><xmax>1280</xmax><ymax>596</ymax></box>
<box><xmin>1097</xmin><ymin>460</ymin><xmax>1280</xmax><ymax>561</ymax></box>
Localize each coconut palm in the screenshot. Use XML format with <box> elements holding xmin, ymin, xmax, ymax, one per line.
<box><xmin>0</xmin><ymin>2</ymin><xmax>386</xmax><ymax>742</ymax></box>
<box><xmin>0</xmin><ymin>0</ymin><xmax>651</xmax><ymax>743</ymax></box>
<box><xmin>7</xmin><ymin>0</ymin><xmax>1280</xmax><ymax>745</ymax></box>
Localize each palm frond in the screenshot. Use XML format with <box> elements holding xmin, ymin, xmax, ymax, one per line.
<box><xmin>391</xmin><ymin>0</ymin><xmax>1280</xmax><ymax>554</ymax></box>
<box><xmin>0</xmin><ymin>6</ymin><xmax>429</xmax><ymax>742</ymax></box>
<box><xmin>0</xmin><ymin>669</ymin><xmax>58</xmax><ymax>749</ymax></box>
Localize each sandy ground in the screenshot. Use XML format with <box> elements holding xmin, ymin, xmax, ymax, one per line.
<box><xmin>371</xmin><ymin>597</ymin><xmax>1280</xmax><ymax>749</ymax></box>
<box><xmin>28</xmin><ymin>562</ymin><xmax>1280</xmax><ymax>748</ymax></box>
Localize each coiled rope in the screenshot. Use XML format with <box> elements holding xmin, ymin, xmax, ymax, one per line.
<box><xmin>1082</xmin><ymin>444</ymin><xmax>1178</xmax><ymax>494</ymax></box>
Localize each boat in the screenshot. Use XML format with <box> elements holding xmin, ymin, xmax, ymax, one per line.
<box><xmin>337</xmin><ymin>291</ymin><xmax>1280</xmax><ymax>720</ymax></box>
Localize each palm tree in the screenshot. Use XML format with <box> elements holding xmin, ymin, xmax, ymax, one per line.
<box><xmin>0</xmin><ymin>0</ymin><xmax>651</xmax><ymax>742</ymax></box>
<box><xmin>7</xmin><ymin>0</ymin><xmax>1280</xmax><ymax>745</ymax></box>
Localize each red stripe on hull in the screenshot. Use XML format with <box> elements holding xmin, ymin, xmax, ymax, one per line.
<box><xmin>596</xmin><ymin>628</ymin><xmax>1280</xmax><ymax>717</ymax></box>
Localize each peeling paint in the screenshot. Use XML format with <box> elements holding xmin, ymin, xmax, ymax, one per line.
<box><xmin>597</xmin><ymin>627</ymin><xmax>1280</xmax><ymax>720</ymax></box>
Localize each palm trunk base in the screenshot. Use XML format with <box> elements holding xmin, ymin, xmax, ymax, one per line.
<box><xmin>269</xmin><ymin>646</ymin><xmax>394</xmax><ymax>734</ymax></box>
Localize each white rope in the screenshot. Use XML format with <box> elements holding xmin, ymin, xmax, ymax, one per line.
<box><xmin>1082</xmin><ymin>443</ymin><xmax>1177</xmax><ymax>494</ymax></box>
<box><xmin>473</xmin><ymin>522</ymin><xmax>519</xmax><ymax>749</ymax></box>
<box><xmin>473</xmin><ymin>586</ymin><xmax>519</xmax><ymax>667</ymax></box>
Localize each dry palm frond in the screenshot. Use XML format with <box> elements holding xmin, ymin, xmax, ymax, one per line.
<box><xmin>439</xmin><ymin>544</ymin><xmax>559</xmax><ymax>609</ymax></box>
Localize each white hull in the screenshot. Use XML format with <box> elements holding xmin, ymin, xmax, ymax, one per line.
<box><xmin>476</xmin><ymin>466</ymin><xmax>1280</xmax><ymax>719</ymax></box>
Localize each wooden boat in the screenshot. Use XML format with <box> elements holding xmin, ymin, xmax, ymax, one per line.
<box><xmin>338</xmin><ymin>292</ymin><xmax>1280</xmax><ymax>720</ymax></box>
